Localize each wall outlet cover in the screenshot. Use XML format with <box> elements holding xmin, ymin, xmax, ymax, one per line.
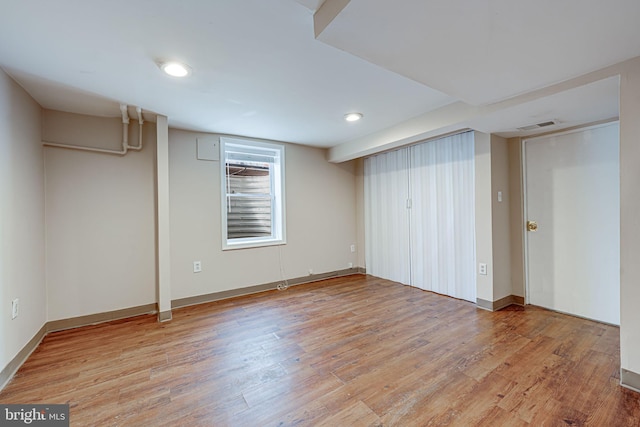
<box><xmin>479</xmin><ymin>263</ymin><xmax>487</xmax><ymax>275</ymax></box>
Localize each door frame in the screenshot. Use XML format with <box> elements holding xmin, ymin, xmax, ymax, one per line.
<box><xmin>521</xmin><ymin>121</ymin><xmax>619</xmax><ymax>306</ymax></box>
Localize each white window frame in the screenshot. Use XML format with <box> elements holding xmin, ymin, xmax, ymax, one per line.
<box><xmin>220</xmin><ymin>137</ymin><xmax>286</xmax><ymax>250</ymax></box>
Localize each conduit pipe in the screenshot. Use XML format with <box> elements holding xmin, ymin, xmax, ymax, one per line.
<box><xmin>42</xmin><ymin>104</ymin><xmax>144</xmax><ymax>155</ymax></box>
<box><xmin>127</xmin><ymin>107</ymin><xmax>144</xmax><ymax>151</ymax></box>
<box><xmin>120</xmin><ymin>103</ymin><xmax>129</xmax><ymax>152</ymax></box>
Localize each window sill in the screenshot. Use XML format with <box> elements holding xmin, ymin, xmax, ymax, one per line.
<box><xmin>222</xmin><ymin>238</ymin><xmax>287</xmax><ymax>251</ymax></box>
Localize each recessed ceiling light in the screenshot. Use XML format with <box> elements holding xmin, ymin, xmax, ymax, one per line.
<box><xmin>344</xmin><ymin>112</ymin><xmax>363</xmax><ymax>122</ymax></box>
<box><xmin>344</xmin><ymin>113</ymin><xmax>362</xmax><ymax>122</ymax></box>
<box><xmin>160</xmin><ymin>61</ymin><xmax>191</xmax><ymax>77</ymax></box>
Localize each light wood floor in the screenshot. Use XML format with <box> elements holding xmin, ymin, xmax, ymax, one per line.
<box><xmin>1</xmin><ymin>275</ymin><xmax>638</xmax><ymax>426</ymax></box>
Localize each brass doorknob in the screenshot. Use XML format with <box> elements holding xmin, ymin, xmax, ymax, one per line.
<box><xmin>527</xmin><ymin>220</ymin><xmax>538</xmax><ymax>232</ymax></box>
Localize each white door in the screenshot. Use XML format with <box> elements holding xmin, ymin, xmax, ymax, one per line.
<box><xmin>524</xmin><ymin>123</ymin><xmax>620</xmax><ymax>324</ymax></box>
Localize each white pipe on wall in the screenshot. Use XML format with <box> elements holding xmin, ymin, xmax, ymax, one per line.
<box><xmin>40</xmin><ymin>142</ymin><xmax>127</xmax><ymax>155</ymax></box>
<box><xmin>120</xmin><ymin>104</ymin><xmax>129</xmax><ymax>152</ymax></box>
<box><xmin>127</xmin><ymin>107</ymin><xmax>144</xmax><ymax>151</ymax></box>
<box><xmin>42</xmin><ymin>104</ymin><xmax>144</xmax><ymax>156</ymax></box>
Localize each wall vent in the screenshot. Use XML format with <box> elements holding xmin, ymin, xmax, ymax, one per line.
<box><xmin>517</xmin><ymin>120</ymin><xmax>557</xmax><ymax>131</ymax></box>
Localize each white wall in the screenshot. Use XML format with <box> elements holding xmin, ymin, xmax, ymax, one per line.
<box><xmin>44</xmin><ymin>111</ymin><xmax>156</xmax><ymax>320</ymax></box>
<box><xmin>620</xmin><ymin>59</ymin><xmax>640</xmax><ymax>378</ymax></box>
<box><xmin>0</xmin><ymin>69</ymin><xmax>46</xmax><ymax>371</ymax></box>
<box><xmin>490</xmin><ymin>135</ymin><xmax>512</xmax><ymax>301</ymax></box>
<box><xmin>354</xmin><ymin>158</ymin><xmax>365</xmax><ymax>269</ymax></box>
<box><xmin>156</xmin><ymin>116</ymin><xmax>171</xmax><ymax>316</ymax></box>
<box><xmin>507</xmin><ymin>138</ymin><xmax>525</xmax><ymax>298</ymax></box>
<box><xmin>474</xmin><ymin>131</ymin><xmax>494</xmax><ymax>303</ymax></box>
<box><xmin>169</xmin><ymin>130</ymin><xmax>358</xmax><ymax>299</ymax></box>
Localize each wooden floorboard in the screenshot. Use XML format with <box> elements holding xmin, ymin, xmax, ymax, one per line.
<box><xmin>1</xmin><ymin>274</ymin><xmax>638</xmax><ymax>426</ymax></box>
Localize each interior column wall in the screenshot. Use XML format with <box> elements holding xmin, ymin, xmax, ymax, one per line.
<box><xmin>354</xmin><ymin>158</ymin><xmax>366</xmax><ymax>269</ymax></box>
<box><xmin>620</xmin><ymin>60</ymin><xmax>640</xmax><ymax>386</ymax></box>
<box><xmin>507</xmin><ymin>137</ymin><xmax>525</xmax><ymax>298</ymax></box>
<box><xmin>474</xmin><ymin>131</ymin><xmax>494</xmax><ymax>304</ymax></box>
<box><xmin>0</xmin><ymin>69</ymin><xmax>46</xmax><ymax>379</ymax></box>
<box><xmin>490</xmin><ymin>135</ymin><xmax>512</xmax><ymax>302</ymax></box>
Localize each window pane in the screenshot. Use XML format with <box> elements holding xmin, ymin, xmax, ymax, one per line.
<box><xmin>226</xmin><ymin>195</ymin><xmax>272</xmax><ymax>239</ymax></box>
<box><xmin>220</xmin><ymin>136</ymin><xmax>286</xmax><ymax>250</ymax></box>
<box><xmin>226</xmin><ymin>162</ymin><xmax>272</xmax><ymax>239</ymax></box>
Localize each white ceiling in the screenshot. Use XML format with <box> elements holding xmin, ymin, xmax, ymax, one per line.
<box><xmin>317</xmin><ymin>0</ymin><xmax>640</xmax><ymax>106</ymax></box>
<box><xmin>0</xmin><ymin>0</ymin><xmax>636</xmax><ymax>151</ymax></box>
<box><xmin>465</xmin><ymin>76</ymin><xmax>620</xmax><ymax>139</ymax></box>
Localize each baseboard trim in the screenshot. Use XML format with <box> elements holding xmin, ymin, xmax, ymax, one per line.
<box><xmin>172</xmin><ymin>268</ymin><xmax>363</xmax><ymax>309</ymax></box>
<box><xmin>476</xmin><ymin>295</ymin><xmax>525</xmax><ymax>312</ymax></box>
<box><xmin>493</xmin><ymin>295</ymin><xmax>525</xmax><ymax>311</ymax></box>
<box><xmin>47</xmin><ymin>303</ymin><xmax>158</xmax><ymax>333</ymax></box>
<box><xmin>286</xmin><ymin>268</ymin><xmax>363</xmax><ymax>286</ymax></box>
<box><xmin>476</xmin><ymin>298</ymin><xmax>493</xmax><ymax>311</ymax></box>
<box><xmin>0</xmin><ymin>324</ymin><xmax>47</xmax><ymax>391</ymax></box>
<box><xmin>621</xmin><ymin>368</ymin><xmax>640</xmax><ymax>393</ymax></box>
<box><xmin>158</xmin><ymin>310</ymin><xmax>172</xmax><ymax>322</ymax></box>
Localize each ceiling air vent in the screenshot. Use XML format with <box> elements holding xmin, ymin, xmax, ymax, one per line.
<box><xmin>517</xmin><ymin>120</ymin><xmax>557</xmax><ymax>131</ymax></box>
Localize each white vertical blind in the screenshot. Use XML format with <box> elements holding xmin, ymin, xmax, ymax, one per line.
<box><xmin>364</xmin><ymin>132</ymin><xmax>476</xmax><ymax>302</ymax></box>
<box><xmin>364</xmin><ymin>148</ymin><xmax>411</xmax><ymax>285</ymax></box>
<box><xmin>409</xmin><ymin>132</ymin><xmax>476</xmax><ymax>301</ymax></box>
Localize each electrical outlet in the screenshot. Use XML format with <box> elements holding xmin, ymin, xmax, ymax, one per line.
<box><xmin>348</xmin><ymin>262</ymin><xmax>353</xmax><ymax>269</ymax></box>
<box><xmin>479</xmin><ymin>263</ymin><xmax>487</xmax><ymax>275</ymax></box>
<box><xmin>350</xmin><ymin>244</ymin><xmax>356</xmax><ymax>253</ymax></box>
<box><xmin>11</xmin><ymin>298</ymin><xmax>19</xmax><ymax>320</ymax></box>
<box><xmin>308</xmin><ymin>268</ymin><xmax>313</xmax><ymax>276</ymax></box>
<box><xmin>193</xmin><ymin>261</ymin><xmax>202</xmax><ymax>273</ymax></box>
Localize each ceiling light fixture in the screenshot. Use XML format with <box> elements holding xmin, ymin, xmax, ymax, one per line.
<box><xmin>344</xmin><ymin>112</ymin><xmax>363</xmax><ymax>122</ymax></box>
<box><xmin>160</xmin><ymin>61</ymin><xmax>191</xmax><ymax>77</ymax></box>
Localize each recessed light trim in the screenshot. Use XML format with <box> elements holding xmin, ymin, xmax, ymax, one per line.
<box><xmin>344</xmin><ymin>112</ymin><xmax>363</xmax><ymax>122</ymax></box>
<box><xmin>160</xmin><ymin>61</ymin><xmax>191</xmax><ymax>77</ymax></box>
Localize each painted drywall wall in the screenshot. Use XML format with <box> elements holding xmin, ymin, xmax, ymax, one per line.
<box><xmin>169</xmin><ymin>130</ymin><xmax>357</xmax><ymax>299</ymax></box>
<box><xmin>0</xmin><ymin>69</ymin><xmax>46</xmax><ymax>372</ymax></box>
<box><xmin>490</xmin><ymin>135</ymin><xmax>512</xmax><ymax>301</ymax></box>
<box><xmin>156</xmin><ymin>116</ymin><xmax>171</xmax><ymax>318</ymax></box>
<box><xmin>43</xmin><ymin>110</ymin><xmax>156</xmax><ymax>321</ymax></box>
<box><xmin>354</xmin><ymin>158</ymin><xmax>365</xmax><ymax>269</ymax></box>
<box><xmin>507</xmin><ymin>138</ymin><xmax>525</xmax><ymax>298</ymax></box>
<box><xmin>474</xmin><ymin>131</ymin><xmax>494</xmax><ymax>302</ymax></box>
<box><xmin>620</xmin><ymin>60</ymin><xmax>640</xmax><ymax>378</ymax></box>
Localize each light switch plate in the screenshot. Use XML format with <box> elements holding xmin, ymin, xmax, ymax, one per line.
<box><xmin>11</xmin><ymin>298</ymin><xmax>19</xmax><ymax>319</ymax></box>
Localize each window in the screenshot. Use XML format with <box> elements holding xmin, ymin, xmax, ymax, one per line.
<box><xmin>220</xmin><ymin>137</ymin><xmax>286</xmax><ymax>250</ymax></box>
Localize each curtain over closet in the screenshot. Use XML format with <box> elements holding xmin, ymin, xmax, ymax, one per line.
<box><xmin>364</xmin><ymin>132</ymin><xmax>476</xmax><ymax>302</ymax></box>
<box><xmin>364</xmin><ymin>148</ymin><xmax>411</xmax><ymax>285</ymax></box>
